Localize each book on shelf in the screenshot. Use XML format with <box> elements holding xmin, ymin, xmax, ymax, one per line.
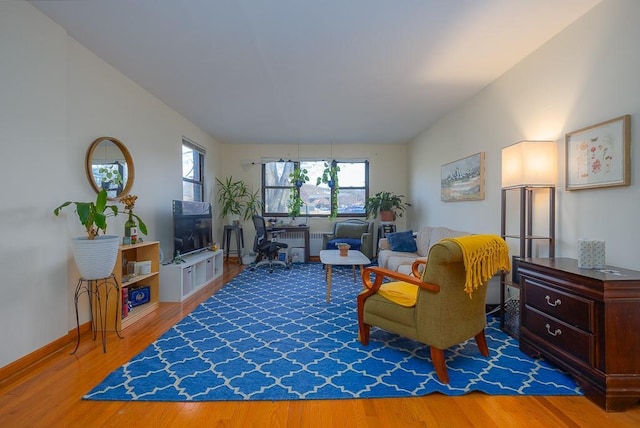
<box><xmin>121</xmin><ymin>288</ymin><xmax>129</xmax><ymax>318</ymax></box>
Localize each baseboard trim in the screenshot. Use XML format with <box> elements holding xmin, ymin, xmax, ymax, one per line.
<box><xmin>0</xmin><ymin>322</ymin><xmax>92</xmax><ymax>385</ymax></box>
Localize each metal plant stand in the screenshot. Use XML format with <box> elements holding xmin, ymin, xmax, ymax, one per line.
<box><xmin>72</xmin><ymin>274</ymin><xmax>123</xmax><ymax>354</ymax></box>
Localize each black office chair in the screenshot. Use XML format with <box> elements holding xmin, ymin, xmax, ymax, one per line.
<box><xmin>251</xmin><ymin>215</ymin><xmax>290</xmax><ymax>272</ymax></box>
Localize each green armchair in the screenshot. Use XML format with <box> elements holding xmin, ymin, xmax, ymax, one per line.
<box><xmin>323</xmin><ymin>219</ymin><xmax>374</xmax><ymax>259</ymax></box>
<box><xmin>358</xmin><ymin>237</ymin><xmax>505</xmax><ymax>384</ymax></box>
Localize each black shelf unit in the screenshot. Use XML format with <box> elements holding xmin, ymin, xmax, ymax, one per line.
<box><xmin>376</xmin><ymin>223</ymin><xmax>396</xmax><ymax>255</ymax></box>
<box><xmin>500</xmin><ymin>185</ymin><xmax>555</xmax><ymax>337</ymax></box>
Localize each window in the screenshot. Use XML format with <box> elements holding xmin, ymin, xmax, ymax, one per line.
<box><xmin>182</xmin><ymin>139</ymin><xmax>205</xmax><ymax>201</ymax></box>
<box><xmin>263</xmin><ymin>161</ymin><xmax>295</xmax><ymax>216</ymax></box>
<box><xmin>262</xmin><ymin>160</ymin><xmax>368</xmax><ymax>217</ymax></box>
<box><xmin>335</xmin><ymin>161</ymin><xmax>368</xmax><ymax>215</ymax></box>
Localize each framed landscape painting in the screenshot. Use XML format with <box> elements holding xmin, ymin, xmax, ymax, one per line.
<box><xmin>566</xmin><ymin>115</ymin><xmax>630</xmax><ymax>190</ymax></box>
<box><xmin>441</xmin><ymin>152</ymin><xmax>485</xmax><ymax>202</ymax></box>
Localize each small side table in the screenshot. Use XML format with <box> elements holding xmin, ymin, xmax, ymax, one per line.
<box><xmin>223</xmin><ymin>223</ymin><xmax>244</xmax><ymax>264</ymax></box>
<box><xmin>376</xmin><ymin>223</ymin><xmax>396</xmax><ymax>254</ymax></box>
<box><xmin>72</xmin><ymin>274</ymin><xmax>123</xmax><ymax>354</ymax></box>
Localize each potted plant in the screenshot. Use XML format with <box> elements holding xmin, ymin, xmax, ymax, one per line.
<box><xmin>316</xmin><ymin>161</ymin><xmax>340</xmax><ymax>219</ymax></box>
<box><xmin>289</xmin><ymin>166</ymin><xmax>309</xmax><ymax>189</ymax></box>
<box><xmin>216</xmin><ymin>176</ymin><xmax>248</xmax><ymax>224</ymax></box>
<box><xmin>364</xmin><ymin>191</ymin><xmax>411</xmax><ymax>221</ymax></box>
<box><xmin>53</xmin><ymin>188</ymin><xmax>121</xmax><ymax>279</ymax></box>
<box><xmin>241</xmin><ymin>188</ymin><xmax>264</xmax><ymax>221</ymax></box>
<box><xmin>216</xmin><ymin>177</ymin><xmax>263</xmax><ymax>223</ymax></box>
<box><xmin>287</xmin><ymin>167</ymin><xmax>309</xmax><ymax>220</ymax></box>
<box><xmin>336</xmin><ymin>242</ymin><xmax>350</xmax><ymax>257</ymax></box>
<box><xmin>287</xmin><ymin>193</ymin><xmax>305</xmax><ymax>220</ymax></box>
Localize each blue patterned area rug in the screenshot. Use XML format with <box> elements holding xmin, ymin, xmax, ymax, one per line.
<box><xmin>85</xmin><ymin>263</ymin><xmax>582</xmax><ymax>401</ymax></box>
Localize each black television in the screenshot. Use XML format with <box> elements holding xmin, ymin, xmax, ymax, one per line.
<box><xmin>172</xmin><ymin>200</ymin><xmax>213</xmax><ymax>257</ymax></box>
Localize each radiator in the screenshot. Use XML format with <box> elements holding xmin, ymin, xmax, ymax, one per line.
<box><xmin>278</xmin><ymin>232</ymin><xmax>324</xmax><ymax>256</ymax></box>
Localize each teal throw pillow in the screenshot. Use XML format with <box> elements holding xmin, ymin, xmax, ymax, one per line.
<box><xmin>387</xmin><ymin>230</ymin><xmax>417</xmax><ymax>252</ymax></box>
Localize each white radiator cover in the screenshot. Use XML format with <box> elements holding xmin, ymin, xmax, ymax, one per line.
<box><xmin>278</xmin><ymin>232</ymin><xmax>324</xmax><ymax>256</ymax></box>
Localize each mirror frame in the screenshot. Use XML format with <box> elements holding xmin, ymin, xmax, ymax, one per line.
<box><xmin>85</xmin><ymin>136</ymin><xmax>135</xmax><ymax>200</ymax></box>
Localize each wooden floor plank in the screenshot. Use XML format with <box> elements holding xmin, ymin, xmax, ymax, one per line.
<box><xmin>1</xmin><ymin>261</ymin><xmax>640</xmax><ymax>427</ymax></box>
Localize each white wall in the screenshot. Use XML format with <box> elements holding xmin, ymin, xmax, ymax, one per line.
<box><xmin>0</xmin><ymin>1</ymin><xmax>69</xmax><ymax>368</ymax></box>
<box><xmin>408</xmin><ymin>0</ymin><xmax>640</xmax><ymax>270</ymax></box>
<box><xmin>0</xmin><ymin>2</ymin><xmax>222</xmax><ymax>368</ymax></box>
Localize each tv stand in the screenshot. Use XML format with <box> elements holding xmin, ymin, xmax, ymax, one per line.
<box><xmin>160</xmin><ymin>249</ymin><xmax>223</xmax><ymax>302</ymax></box>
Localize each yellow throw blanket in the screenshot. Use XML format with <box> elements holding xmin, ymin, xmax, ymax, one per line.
<box><xmin>442</xmin><ymin>234</ymin><xmax>510</xmax><ymax>298</ymax></box>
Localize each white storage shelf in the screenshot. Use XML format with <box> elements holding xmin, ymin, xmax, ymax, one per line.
<box><xmin>160</xmin><ymin>249</ymin><xmax>223</xmax><ymax>302</ymax></box>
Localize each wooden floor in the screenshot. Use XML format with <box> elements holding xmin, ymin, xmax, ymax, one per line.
<box><xmin>2</xmin><ymin>261</ymin><xmax>640</xmax><ymax>427</ymax></box>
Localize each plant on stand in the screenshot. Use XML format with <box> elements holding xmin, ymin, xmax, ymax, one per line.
<box><xmin>316</xmin><ymin>161</ymin><xmax>340</xmax><ymax>219</ymax></box>
<box><xmin>54</xmin><ymin>188</ymin><xmax>121</xmax><ymax>279</ymax></box>
<box><xmin>216</xmin><ymin>176</ymin><xmax>248</xmax><ymax>224</ymax></box>
<box><xmin>364</xmin><ymin>191</ymin><xmax>411</xmax><ymax>222</ymax></box>
<box><xmin>215</xmin><ymin>176</ymin><xmax>263</xmax><ymax>223</ymax></box>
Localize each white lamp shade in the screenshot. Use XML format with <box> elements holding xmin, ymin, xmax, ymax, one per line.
<box><xmin>502</xmin><ymin>141</ymin><xmax>557</xmax><ymax>188</ymax></box>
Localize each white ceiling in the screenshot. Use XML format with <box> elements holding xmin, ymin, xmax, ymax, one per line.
<box><xmin>30</xmin><ymin>0</ymin><xmax>601</xmax><ymax>145</ymax></box>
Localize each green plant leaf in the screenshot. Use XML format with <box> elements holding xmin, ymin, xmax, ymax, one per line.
<box><xmin>53</xmin><ymin>189</ymin><xmax>119</xmax><ymax>239</ymax></box>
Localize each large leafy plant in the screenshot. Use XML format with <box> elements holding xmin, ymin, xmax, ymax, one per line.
<box><xmin>53</xmin><ymin>188</ymin><xmax>119</xmax><ymax>239</ymax></box>
<box><xmin>364</xmin><ymin>191</ymin><xmax>411</xmax><ymax>221</ymax></box>
<box><xmin>241</xmin><ymin>188</ymin><xmax>264</xmax><ymax>221</ymax></box>
<box><xmin>216</xmin><ymin>176</ymin><xmax>263</xmax><ymax>221</ymax></box>
<box><xmin>216</xmin><ymin>176</ymin><xmax>247</xmax><ymax>219</ymax></box>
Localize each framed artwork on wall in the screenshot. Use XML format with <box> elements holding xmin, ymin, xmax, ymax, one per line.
<box><xmin>441</xmin><ymin>152</ymin><xmax>485</xmax><ymax>202</ymax></box>
<box><xmin>566</xmin><ymin>115</ymin><xmax>630</xmax><ymax>190</ymax></box>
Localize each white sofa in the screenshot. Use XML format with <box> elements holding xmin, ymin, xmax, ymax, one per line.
<box><xmin>377</xmin><ymin>226</ymin><xmax>470</xmax><ymax>274</ymax></box>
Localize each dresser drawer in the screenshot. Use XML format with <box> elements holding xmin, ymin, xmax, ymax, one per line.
<box><xmin>523</xmin><ymin>306</ymin><xmax>594</xmax><ymax>365</ymax></box>
<box><xmin>523</xmin><ymin>278</ymin><xmax>593</xmax><ymax>331</ymax></box>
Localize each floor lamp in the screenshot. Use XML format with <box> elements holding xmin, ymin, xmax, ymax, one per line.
<box><xmin>500</xmin><ymin>140</ymin><xmax>557</xmax><ymax>334</ymax></box>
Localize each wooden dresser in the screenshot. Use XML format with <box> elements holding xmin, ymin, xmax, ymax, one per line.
<box><xmin>518</xmin><ymin>258</ymin><xmax>640</xmax><ymax>412</ymax></box>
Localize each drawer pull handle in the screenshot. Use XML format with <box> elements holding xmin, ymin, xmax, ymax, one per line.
<box><xmin>545</xmin><ymin>323</ymin><xmax>562</xmax><ymax>337</ymax></box>
<box><xmin>545</xmin><ymin>295</ymin><xmax>561</xmax><ymax>307</ymax></box>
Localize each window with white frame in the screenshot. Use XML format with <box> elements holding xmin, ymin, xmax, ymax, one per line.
<box><xmin>262</xmin><ymin>160</ymin><xmax>368</xmax><ymax>217</ymax></box>
<box><xmin>182</xmin><ymin>139</ymin><xmax>205</xmax><ymax>201</ymax></box>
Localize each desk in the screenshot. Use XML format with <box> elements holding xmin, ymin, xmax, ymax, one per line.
<box><xmin>223</xmin><ymin>224</ymin><xmax>244</xmax><ymax>264</ymax></box>
<box><xmin>320</xmin><ymin>250</ymin><xmax>370</xmax><ymax>302</ymax></box>
<box><xmin>268</xmin><ymin>225</ymin><xmax>310</xmax><ymax>263</ymax></box>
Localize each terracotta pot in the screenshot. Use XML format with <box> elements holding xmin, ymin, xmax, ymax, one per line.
<box><xmin>338</xmin><ymin>244</ymin><xmax>350</xmax><ymax>256</ymax></box>
<box><xmin>379</xmin><ymin>210</ymin><xmax>395</xmax><ymax>222</ymax></box>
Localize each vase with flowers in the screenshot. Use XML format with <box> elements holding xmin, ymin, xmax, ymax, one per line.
<box><xmin>120</xmin><ymin>194</ymin><xmax>148</xmax><ymax>244</ymax></box>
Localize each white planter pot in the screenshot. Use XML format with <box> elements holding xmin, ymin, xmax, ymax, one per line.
<box><xmin>228</xmin><ymin>214</ymin><xmax>240</xmax><ymax>225</ymax></box>
<box><xmin>71</xmin><ymin>235</ymin><xmax>120</xmax><ymax>280</ymax></box>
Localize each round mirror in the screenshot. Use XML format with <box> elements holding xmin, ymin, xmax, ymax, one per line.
<box><xmin>85</xmin><ymin>136</ymin><xmax>134</xmax><ymax>200</ymax></box>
